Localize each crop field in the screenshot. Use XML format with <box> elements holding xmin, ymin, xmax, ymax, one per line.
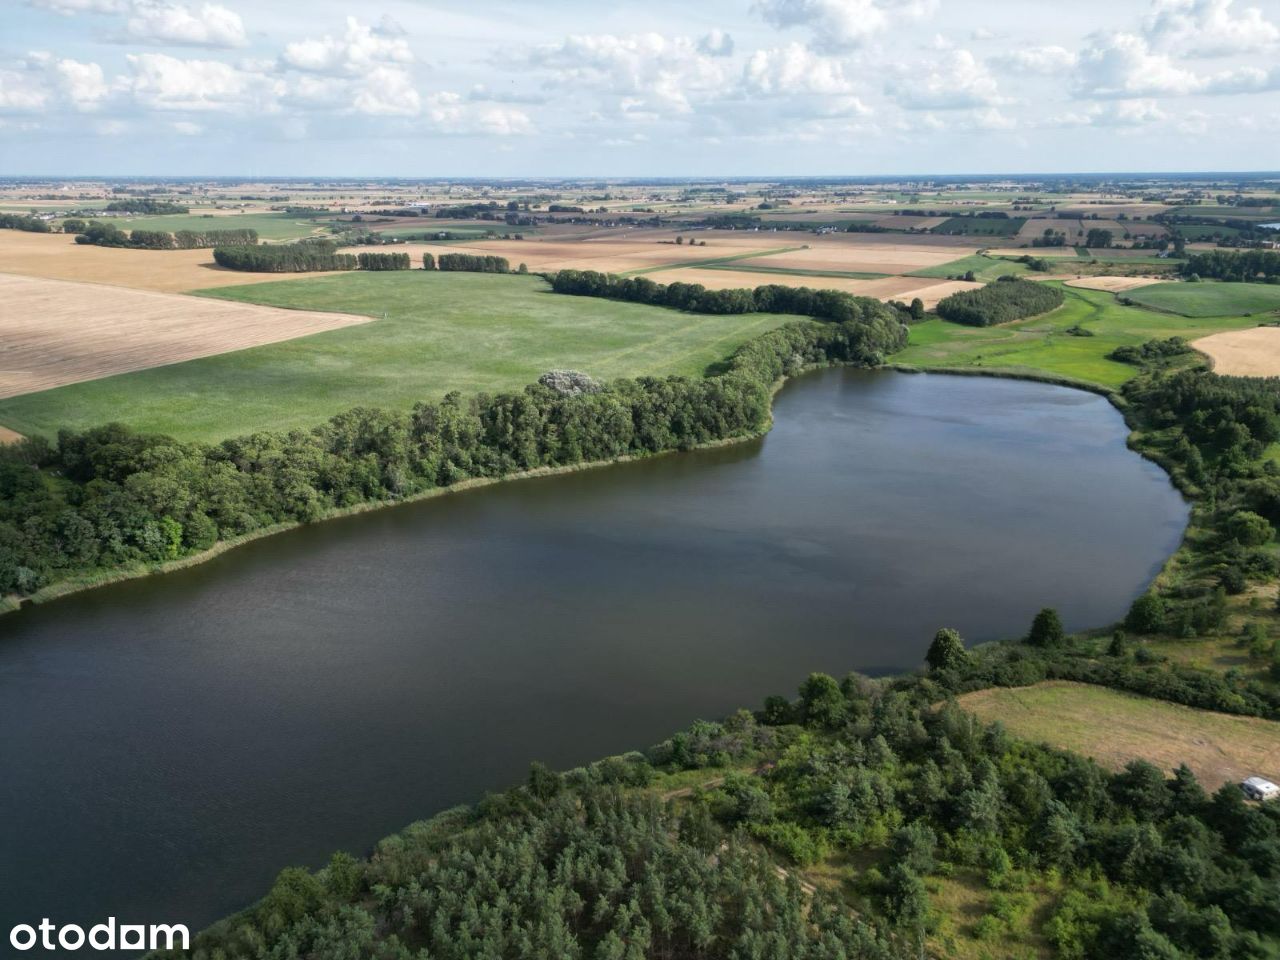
<box><xmin>906</xmin><ymin>253</ymin><xmax>1034</xmax><ymax>281</ymax></box>
<box><xmin>0</xmin><ymin>271</ymin><xmax>801</xmax><ymax>443</ymax></box>
<box><xmin>1125</xmin><ymin>281</ymin><xmax>1280</xmax><ymax>318</ymax></box>
<box><xmin>1193</xmin><ymin>327</ymin><xmax>1280</xmax><ymax>376</ymax></box>
<box><xmin>726</xmin><ymin>239</ymin><xmax>977</xmax><ymax>275</ymax></box>
<box><xmin>1063</xmin><ymin>275</ymin><xmax>1165</xmax><ymax>292</ymax></box>
<box><xmin>957</xmin><ymin>681</ymin><xmax>1280</xmax><ymax>791</ymax></box>
<box><xmin>895</xmin><ymin>283</ymin><xmax>1260</xmax><ymax>387</ymax></box>
<box><xmin>111</xmin><ymin>211</ymin><xmax>326</xmax><ymax>240</ymax></box>
<box><xmin>0</xmin><ymin>230</ymin><xmax>341</xmax><ymax>292</ymax></box>
<box><xmin>0</xmin><ymin>273</ymin><xmax>371</xmax><ymax>401</ymax></box>
<box><xmin>638</xmin><ymin>267</ymin><xmax>981</xmax><ymax>306</ymax></box>
<box><xmin>931</xmin><ymin>216</ymin><xmax>1026</xmax><ymax>237</ymax></box>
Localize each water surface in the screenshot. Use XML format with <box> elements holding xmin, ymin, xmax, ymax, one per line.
<box><xmin>0</xmin><ymin>369</ymin><xmax>1187</xmax><ymax>938</ymax></box>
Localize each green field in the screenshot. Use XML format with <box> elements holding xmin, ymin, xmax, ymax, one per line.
<box><xmin>1125</xmin><ymin>281</ymin><xmax>1280</xmax><ymax>318</ymax></box>
<box><xmin>895</xmin><ymin>283</ymin><xmax>1262</xmax><ymax>387</ymax></box>
<box><xmin>907</xmin><ymin>253</ymin><xmax>1034</xmax><ymax>281</ymax></box>
<box><xmin>113</xmin><ymin>211</ymin><xmax>325</xmax><ymax>240</ymax></box>
<box><xmin>703</xmin><ymin>263</ymin><xmax>890</xmax><ymax>280</ymax></box>
<box><xmin>0</xmin><ymin>272</ymin><xmax>799</xmax><ymax>443</ymax></box>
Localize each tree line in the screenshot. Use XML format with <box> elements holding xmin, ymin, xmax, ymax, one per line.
<box><xmin>935</xmin><ymin>277</ymin><xmax>1065</xmax><ymax>327</ymax></box>
<box><xmin>356</xmin><ymin>252</ymin><xmax>411</xmax><ymax>271</ymax></box>
<box><xmin>436</xmin><ymin>253</ymin><xmax>512</xmax><ymax>273</ymax></box>
<box><xmin>72</xmin><ymin>222</ymin><xmax>260</xmax><ymax>250</ymax></box>
<box><xmin>1181</xmin><ymin>250</ymin><xmax>1280</xmax><ymax>282</ymax></box>
<box><xmin>103</xmin><ymin>199</ymin><xmax>188</xmax><ymax>214</ymax></box>
<box><xmin>548</xmin><ymin>268</ymin><xmax>916</xmax><ymax>329</ymax></box>
<box><xmin>0</xmin><ymin>213</ymin><xmax>53</xmax><ymax>233</ymax></box>
<box><xmin>212</xmin><ymin>242</ymin><xmax>358</xmax><ymax>272</ymax></box>
<box><xmin>0</xmin><ymin>307</ymin><xmax>906</xmax><ymax>598</ymax></box>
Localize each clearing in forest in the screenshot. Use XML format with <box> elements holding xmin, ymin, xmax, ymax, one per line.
<box><xmin>957</xmin><ymin>681</ymin><xmax>1280</xmax><ymax>791</ymax></box>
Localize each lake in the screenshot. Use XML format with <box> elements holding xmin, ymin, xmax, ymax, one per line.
<box><xmin>0</xmin><ymin>369</ymin><xmax>1188</xmax><ymax>940</ymax></box>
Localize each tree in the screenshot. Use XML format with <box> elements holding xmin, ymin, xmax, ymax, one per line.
<box><xmin>1027</xmin><ymin>607</ymin><xmax>1065</xmax><ymax>647</ymax></box>
<box><xmin>1225</xmin><ymin>510</ymin><xmax>1273</xmax><ymax>547</ymax></box>
<box><xmin>925</xmin><ymin>627</ymin><xmax>968</xmax><ymax>672</ymax></box>
<box><xmin>1126</xmin><ymin>594</ymin><xmax>1166</xmax><ymax>634</ymax></box>
<box><xmin>61</xmin><ymin>218</ymin><xmax>87</xmax><ymax>235</ymax></box>
<box><xmin>798</xmin><ymin>672</ymin><xmax>846</xmax><ymax>729</ymax></box>
<box><xmin>909</xmin><ymin>297</ymin><xmax>925</xmax><ymax>321</ymax></box>
<box><xmin>422</xmin><ymin>252</ymin><xmax>436</xmax><ymax>270</ymax></box>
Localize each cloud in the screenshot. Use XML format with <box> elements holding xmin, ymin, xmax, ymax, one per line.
<box><xmin>282</xmin><ymin>16</ymin><xmax>413</xmax><ymax>75</ymax></box>
<box><xmin>1047</xmin><ymin>98</ymin><xmax>1167</xmax><ymax>127</ymax></box>
<box><xmin>124</xmin><ymin>2</ymin><xmax>247</xmax><ymax>48</ymax></box>
<box><xmin>989</xmin><ymin>45</ymin><xmax>1077</xmax><ymax>75</ymax></box>
<box><xmin>352</xmin><ymin>66</ymin><xmax>420</xmax><ymax>116</ymax></box>
<box><xmin>1143</xmin><ymin>0</ymin><xmax>1279</xmax><ymax>57</ymax></box>
<box><xmin>424</xmin><ymin>91</ymin><xmax>531</xmax><ymax>135</ymax></box>
<box><xmin>0</xmin><ymin>70</ymin><xmax>49</xmax><ymax>113</ymax></box>
<box><xmin>123</xmin><ymin>52</ymin><xmax>272</xmax><ymax>110</ymax></box>
<box><xmin>171</xmin><ymin>119</ymin><xmax>203</xmax><ymax>133</ymax></box>
<box><xmin>886</xmin><ymin>49</ymin><xmax>1004</xmax><ymax>109</ymax></box>
<box><xmin>741</xmin><ymin>43</ymin><xmax>854</xmax><ymax>96</ymax></box>
<box><xmin>751</xmin><ymin>0</ymin><xmax>937</xmax><ymax>52</ymax></box>
<box><xmin>1073</xmin><ymin>31</ymin><xmax>1280</xmax><ymax>97</ymax></box>
<box><xmin>697</xmin><ymin>29</ymin><xmax>734</xmax><ymax>56</ymax></box>
<box><xmin>467</xmin><ymin>84</ymin><xmax>548</xmax><ymax>105</ymax></box>
<box><xmin>54</xmin><ymin>58</ymin><xmax>109</xmax><ymax>109</ymax></box>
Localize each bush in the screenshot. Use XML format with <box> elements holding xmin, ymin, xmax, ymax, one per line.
<box><xmin>1225</xmin><ymin>510</ymin><xmax>1273</xmax><ymax>547</ymax></box>
<box><xmin>1125</xmin><ymin>594</ymin><xmax>1167</xmax><ymax>634</ymax></box>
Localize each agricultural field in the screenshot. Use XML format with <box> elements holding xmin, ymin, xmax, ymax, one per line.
<box><xmin>932</xmin><ymin>216</ymin><xmax>1026</xmax><ymax>237</ymax></box>
<box><xmin>1193</xmin><ymin>327</ymin><xmax>1280</xmax><ymax>376</ymax></box>
<box><xmin>109</xmin><ymin>210</ymin><xmax>326</xmax><ymax>240</ymax></box>
<box><xmin>0</xmin><ymin>230</ymin><xmax>340</xmax><ymax>292</ymax></box>
<box><xmin>1125</xmin><ymin>280</ymin><xmax>1280</xmax><ymax>318</ymax></box>
<box><xmin>1063</xmin><ymin>275</ymin><xmax>1165</xmax><ymax>292</ymax></box>
<box><xmin>0</xmin><ymin>271</ymin><xmax>801</xmax><ymax>443</ymax></box>
<box><xmin>957</xmin><ymin>681</ymin><xmax>1280</xmax><ymax>791</ymax></box>
<box><xmin>0</xmin><ymin>273</ymin><xmax>371</xmax><ymax>400</ymax></box>
<box><xmin>895</xmin><ymin>283</ymin><xmax>1262</xmax><ymax>387</ymax></box>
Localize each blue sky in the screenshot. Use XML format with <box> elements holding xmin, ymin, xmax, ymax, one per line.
<box><xmin>2</xmin><ymin>0</ymin><xmax>1279</xmax><ymax>176</ymax></box>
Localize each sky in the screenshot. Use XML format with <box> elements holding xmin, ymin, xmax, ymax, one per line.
<box><xmin>2</xmin><ymin>0</ymin><xmax>1279</xmax><ymax>177</ymax></box>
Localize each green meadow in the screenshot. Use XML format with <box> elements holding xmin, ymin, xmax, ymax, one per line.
<box><xmin>1125</xmin><ymin>280</ymin><xmax>1280</xmax><ymax>318</ymax></box>
<box><xmin>0</xmin><ymin>272</ymin><xmax>799</xmax><ymax>443</ymax></box>
<box><xmin>112</xmin><ymin>211</ymin><xmax>325</xmax><ymax>240</ymax></box>
<box><xmin>895</xmin><ymin>283</ymin><xmax>1264</xmax><ymax>388</ymax></box>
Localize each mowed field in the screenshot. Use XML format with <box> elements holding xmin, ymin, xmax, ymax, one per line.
<box><xmin>1194</xmin><ymin>327</ymin><xmax>1280</xmax><ymax>376</ymax></box>
<box><xmin>0</xmin><ymin>273</ymin><xmax>372</xmax><ymax>399</ymax></box>
<box><xmin>1125</xmin><ymin>281</ymin><xmax>1280</xmax><ymax>318</ymax></box>
<box><xmin>0</xmin><ymin>230</ymin><xmax>342</xmax><ymax>292</ymax></box>
<box><xmin>0</xmin><ymin>272</ymin><xmax>801</xmax><ymax>443</ymax></box>
<box><xmin>958</xmin><ymin>681</ymin><xmax>1280</xmax><ymax>791</ymax></box>
<box><xmin>896</xmin><ymin>283</ymin><xmax>1262</xmax><ymax>387</ymax></box>
<box><xmin>111</xmin><ymin>211</ymin><xmax>326</xmax><ymax>240</ymax></box>
<box><xmin>1064</xmin><ymin>276</ymin><xmax>1166</xmax><ymax>292</ymax></box>
<box><xmin>640</xmin><ymin>268</ymin><xmax>982</xmax><ymax>307</ymax></box>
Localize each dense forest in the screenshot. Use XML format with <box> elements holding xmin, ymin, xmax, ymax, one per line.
<box><xmin>1181</xmin><ymin>250</ymin><xmax>1280</xmax><ymax>282</ymax></box>
<box><xmin>0</xmin><ymin>300</ymin><xmax>906</xmax><ymax>599</ymax></box>
<box><xmin>157</xmin><ymin>635</ymin><xmax>1280</xmax><ymax>960</ymax></box>
<box><xmin>935</xmin><ymin>277</ymin><xmax>1065</xmax><ymax>327</ymax></box>
<box><xmin>549</xmin><ymin>268</ymin><xmax>916</xmax><ymax>325</ymax></box>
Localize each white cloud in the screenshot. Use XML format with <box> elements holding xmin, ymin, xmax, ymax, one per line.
<box><xmin>1143</xmin><ymin>0</ymin><xmax>1279</xmax><ymax>57</ymax></box>
<box><xmin>887</xmin><ymin>49</ymin><xmax>1004</xmax><ymax>109</ymax></box>
<box><xmin>741</xmin><ymin>43</ymin><xmax>853</xmax><ymax>96</ymax></box>
<box><xmin>124</xmin><ymin>52</ymin><xmax>272</xmax><ymax>110</ymax></box>
<box><xmin>989</xmin><ymin>45</ymin><xmax>1077</xmax><ymax>75</ymax></box>
<box><xmin>54</xmin><ymin>58</ymin><xmax>109</xmax><ymax>109</ymax></box>
<box><xmin>282</xmin><ymin>17</ymin><xmax>413</xmax><ymax>75</ymax></box>
<box><xmin>424</xmin><ymin>91</ymin><xmax>531</xmax><ymax>135</ymax></box>
<box><xmin>124</xmin><ymin>1</ymin><xmax>247</xmax><ymax>47</ymax></box>
<box><xmin>0</xmin><ymin>70</ymin><xmax>49</xmax><ymax>113</ymax></box>
<box><xmin>1074</xmin><ymin>31</ymin><xmax>1280</xmax><ymax>97</ymax></box>
<box><xmin>352</xmin><ymin>65</ymin><xmax>420</xmax><ymax>116</ymax></box>
<box><xmin>751</xmin><ymin>0</ymin><xmax>937</xmax><ymax>52</ymax></box>
<box><xmin>1047</xmin><ymin>98</ymin><xmax>1167</xmax><ymax>127</ymax></box>
<box><xmin>171</xmin><ymin>119</ymin><xmax>203</xmax><ymax>133</ymax></box>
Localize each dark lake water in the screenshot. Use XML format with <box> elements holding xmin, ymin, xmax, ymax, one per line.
<box><xmin>0</xmin><ymin>369</ymin><xmax>1188</xmax><ymax>944</ymax></box>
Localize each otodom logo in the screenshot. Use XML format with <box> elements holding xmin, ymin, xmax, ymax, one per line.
<box><xmin>9</xmin><ymin>918</ymin><xmax>189</xmax><ymax>953</ymax></box>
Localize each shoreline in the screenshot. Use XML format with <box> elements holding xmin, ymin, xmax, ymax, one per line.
<box><xmin>1</xmin><ymin>359</ymin><xmax>1185</xmax><ymax>619</ymax></box>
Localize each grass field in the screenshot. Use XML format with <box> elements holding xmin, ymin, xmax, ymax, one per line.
<box><xmin>895</xmin><ymin>283</ymin><xmax>1261</xmax><ymax>387</ymax></box>
<box><xmin>932</xmin><ymin>216</ymin><xmax>1026</xmax><ymax>237</ymax></box>
<box><xmin>112</xmin><ymin>211</ymin><xmax>325</xmax><ymax>240</ymax></box>
<box><xmin>1125</xmin><ymin>281</ymin><xmax>1280</xmax><ymax>318</ymax></box>
<box><xmin>0</xmin><ymin>272</ymin><xmax>799</xmax><ymax>443</ymax></box>
<box><xmin>957</xmin><ymin>681</ymin><xmax>1280</xmax><ymax>790</ymax></box>
<box><xmin>907</xmin><ymin>253</ymin><xmax>1033</xmax><ymax>281</ymax></box>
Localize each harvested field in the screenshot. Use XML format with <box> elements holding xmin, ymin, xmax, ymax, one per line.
<box><xmin>958</xmin><ymin>681</ymin><xmax>1280</xmax><ymax>791</ymax></box>
<box><xmin>1064</xmin><ymin>276</ymin><xmax>1166</xmax><ymax>292</ymax></box>
<box><xmin>1193</xmin><ymin>326</ymin><xmax>1280</xmax><ymax>376</ymax></box>
<box><xmin>0</xmin><ymin>272</ymin><xmax>372</xmax><ymax>399</ymax></box>
<box><xmin>728</xmin><ymin>240</ymin><xmax>978</xmax><ymax>275</ymax></box>
<box><xmin>647</xmin><ymin>268</ymin><xmax>982</xmax><ymax>307</ymax></box>
<box><xmin>0</xmin><ymin>230</ymin><xmax>343</xmax><ymax>293</ymax></box>
<box><xmin>0</xmin><ymin>426</ymin><xmax>22</xmax><ymax>444</ymax></box>
<box><xmin>986</xmin><ymin>246</ymin><xmax>1078</xmax><ymax>258</ymax></box>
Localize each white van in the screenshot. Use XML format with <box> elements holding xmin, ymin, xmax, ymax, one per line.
<box><xmin>1241</xmin><ymin>777</ymin><xmax>1280</xmax><ymax>801</ymax></box>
